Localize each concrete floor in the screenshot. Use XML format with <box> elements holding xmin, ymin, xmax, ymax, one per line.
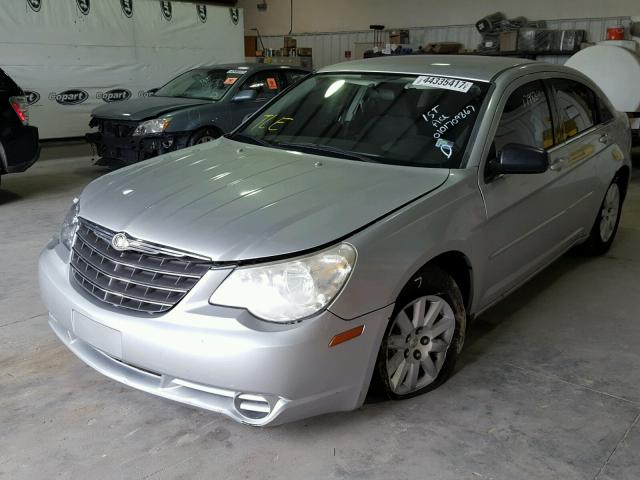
<box><xmin>1</xmin><ymin>143</ymin><xmax>639</xmax><ymax>480</ymax></box>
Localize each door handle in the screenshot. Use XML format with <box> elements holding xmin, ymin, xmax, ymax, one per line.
<box><xmin>549</xmin><ymin>157</ymin><xmax>568</xmax><ymax>171</ymax></box>
<box><xmin>599</xmin><ymin>134</ymin><xmax>609</xmax><ymax>144</ymax></box>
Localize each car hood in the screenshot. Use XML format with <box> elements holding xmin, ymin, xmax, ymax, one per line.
<box><xmin>79</xmin><ymin>138</ymin><xmax>450</xmax><ymax>261</ymax></box>
<box><xmin>91</xmin><ymin>96</ymin><xmax>211</xmax><ymax>121</ymax></box>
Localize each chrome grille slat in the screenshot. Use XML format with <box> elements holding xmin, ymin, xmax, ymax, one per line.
<box><xmin>72</xmin><ymin>241</ymin><xmax>194</xmax><ymax>291</ymax></box>
<box><xmin>71</xmin><ymin>253</ymin><xmax>190</xmax><ymax>294</ymax></box>
<box><xmin>70</xmin><ymin>219</ymin><xmax>212</xmax><ymax>314</ymax></box>
<box><xmin>72</xmin><ymin>266</ymin><xmax>175</xmax><ymax>307</ymax></box>
<box><xmin>75</xmin><ymin>227</ymin><xmax>205</xmax><ymax>278</ymax></box>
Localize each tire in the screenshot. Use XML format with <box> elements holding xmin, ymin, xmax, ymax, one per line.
<box><xmin>375</xmin><ymin>265</ymin><xmax>467</xmax><ymax>400</ymax></box>
<box><xmin>579</xmin><ymin>173</ymin><xmax>624</xmax><ymax>256</ymax></box>
<box><xmin>188</xmin><ymin>128</ymin><xmax>221</xmax><ymax>146</ymax></box>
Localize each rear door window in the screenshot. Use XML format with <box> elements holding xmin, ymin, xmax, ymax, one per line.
<box><xmin>596</xmin><ymin>94</ymin><xmax>614</xmax><ymax>124</ymax></box>
<box><xmin>550</xmin><ymin>79</ymin><xmax>598</xmax><ymax>141</ymax></box>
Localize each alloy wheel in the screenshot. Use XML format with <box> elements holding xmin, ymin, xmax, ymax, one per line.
<box><xmin>385</xmin><ymin>295</ymin><xmax>456</xmax><ymax>395</ymax></box>
<box><xmin>600</xmin><ymin>183</ymin><xmax>620</xmax><ymax>243</ymax></box>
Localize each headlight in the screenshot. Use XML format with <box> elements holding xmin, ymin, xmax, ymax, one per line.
<box><xmin>60</xmin><ymin>199</ymin><xmax>80</xmax><ymax>250</ymax></box>
<box><xmin>210</xmin><ymin>243</ymin><xmax>357</xmax><ymax>323</ymax></box>
<box><xmin>132</xmin><ymin>118</ymin><xmax>171</xmax><ymax>136</ymax></box>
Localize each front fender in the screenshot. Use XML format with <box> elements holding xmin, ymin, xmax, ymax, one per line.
<box><xmin>329</xmin><ymin>169</ymin><xmax>487</xmax><ymax>320</ymax></box>
<box><xmin>165</xmin><ymin>105</ymin><xmax>227</xmax><ymax>133</ymax></box>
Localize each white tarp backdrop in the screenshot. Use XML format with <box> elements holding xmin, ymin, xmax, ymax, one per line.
<box><xmin>0</xmin><ymin>0</ymin><xmax>244</xmax><ymax>139</ymax></box>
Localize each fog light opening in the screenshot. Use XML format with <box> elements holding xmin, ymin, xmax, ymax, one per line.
<box><xmin>161</xmin><ymin>137</ymin><xmax>174</xmax><ymax>149</ymax></box>
<box><xmin>233</xmin><ymin>393</ymin><xmax>273</xmax><ymax>420</ymax></box>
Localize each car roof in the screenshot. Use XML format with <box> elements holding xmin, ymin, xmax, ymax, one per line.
<box><xmin>196</xmin><ymin>63</ymin><xmax>308</xmax><ymax>72</ymax></box>
<box><xmin>319</xmin><ymin>55</ymin><xmax>541</xmax><ymax>82</ymax></box>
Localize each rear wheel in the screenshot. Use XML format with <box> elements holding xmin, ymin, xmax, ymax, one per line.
<box><xmin>375</xmin><ymin>265</ymin><xmax>466</xmax><ymax>399</ymax></box>
<box><xmin>580</xmin><ymin>175</ymin><xmax>624</xmax><ymax>255</ymax></box>
<box><xmin>188</xmin><ymin>128</ymin><xmax>220</xmax><ymax>146</ymax></box>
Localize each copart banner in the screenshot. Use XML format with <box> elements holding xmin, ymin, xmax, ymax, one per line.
<box><xmin>0</xmin><ymin>0</ymin><xmax>244</xmax><ymax>138</ymax></box>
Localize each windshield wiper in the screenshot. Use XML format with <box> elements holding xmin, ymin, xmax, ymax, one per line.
<box><xmin>225</xmin><ymin>133</ymin><xmax>274</xmax><ymax>148</ymax></box>
<box><xmin>272</xmin><ymin>142</ymin><xmax>378</xmax><ymax>163</ymax></box>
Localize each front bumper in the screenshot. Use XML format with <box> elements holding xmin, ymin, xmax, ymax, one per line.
<box><xmin>38</xmin><ymin>240</ymin><xmax>391</xmax><ymax>426</ymax></box>
<box><xmin>85</xmin><ymin>131</ymin><xmax>190</xmax><ymax>167</ymax></box>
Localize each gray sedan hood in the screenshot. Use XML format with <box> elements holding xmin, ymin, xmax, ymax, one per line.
<box><xmin>91</xmin><ymin>96</ymin><xmax>210</xmax><ymax>121</ymax></box>
<box><xmin>79</xmin><ymin>138</ymin><xmax>449</xmax><ymax>261</ymax></box>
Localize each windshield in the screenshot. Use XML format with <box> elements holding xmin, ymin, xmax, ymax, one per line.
<box><xmin>236</xmin><ymin>72</ymin><xmax>489</xmax><ymax>168</ymax></box>
<box><xmin>154</xmin><ymin>68</ymin><xmax>248</xmax><ymax>101</ymax></box>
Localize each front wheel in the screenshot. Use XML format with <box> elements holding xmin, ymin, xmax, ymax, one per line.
<box><xmin>375</xmin><ymin>265</ymin><xmax>466</xmax><ymax>399</ymax></box>
<box><xmin>580</xmin><ymin>175</ymin><xmax>624</xmax><ymax>256</ymax></box>
<box><xmin>188</xmin><ymin>128</ymin><xmax>220</xmax><ymax>146</ymax></box>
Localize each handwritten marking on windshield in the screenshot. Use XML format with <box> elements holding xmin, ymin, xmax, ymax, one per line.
<box><xmin>436</xmin><ymin>138</ymin><xmax>454</xmax><ymax>159</ymax></box>
<box><xmin>432</xmin><ymin>105</ymin><xmax>476</xmax><ymax>139</ymax></box>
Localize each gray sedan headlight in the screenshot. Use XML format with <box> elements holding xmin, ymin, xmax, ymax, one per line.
<box><xmin>60</xmin><ymin>199</ymin><xmax>80</xmax><ymax>250</ymax></box>
<box><xmin>132</xmin><ymin>118</ymin><xmax>171</xmax><ymax>136</ymax></box>
<box><xmin>210</xmin><ymin>243</ymin><xmax>357</xmax><ymax>323</ymax></box>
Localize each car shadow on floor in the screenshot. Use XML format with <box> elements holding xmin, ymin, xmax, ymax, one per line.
<box><xmin>0</xmin><ymin>188</ymin><xmax>22</xmax><ymax>204</ymax></box>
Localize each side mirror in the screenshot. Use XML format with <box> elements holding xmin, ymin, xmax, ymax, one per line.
<box><xmin>147</xmin><ymin>88</ymin><xmax>159</xmax><ymax>95</ymax></box>
<box><xmin>488</xmin><ymin>143</ymin><xmax>549</xmax><ymax>176</ymax></box>
<box><xmin>231</xmin><ymin>89</ymin><xmax>258</xmax><ymax>102</ymax></box>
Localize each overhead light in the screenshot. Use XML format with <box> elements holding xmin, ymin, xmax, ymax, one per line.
<box><xmin>324</xmin><ymin>79</ymin><xmax>345</xmax><ymax>98</ymax></box>
<box><xmin>431</xmin><ymin>63</ymin><xmax>451</xmax><ymax>66</ymax></box>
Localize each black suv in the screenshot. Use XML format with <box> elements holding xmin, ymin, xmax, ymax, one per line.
<box><xmin>0</xmin><ymin>68</ymin><xmax>39</xmax><ymax>185</ymax></box>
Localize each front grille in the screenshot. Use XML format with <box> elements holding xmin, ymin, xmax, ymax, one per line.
<box><xmin>70</xmin><ymin>219</ymin><xmax>212</xmax><ymax>314</ymax></box>
<box><xmin>98</xmin><ymin>119</ymin><xmax>138</xmax><ymax>137</ymax></box>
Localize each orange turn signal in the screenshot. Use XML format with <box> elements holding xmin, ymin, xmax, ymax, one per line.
<box><xmin>328</xmin><ymin>325</ymin><xmax>365</xmax><ymax>347</ymax></box>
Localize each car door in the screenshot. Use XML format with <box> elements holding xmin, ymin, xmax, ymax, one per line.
<box><xmin>228</xmin><ymin>69</ymin><xmax>284</xmax><ymax>126</ymax></box>
<box><xmin>546</xmin><ymin>77</ymin><xmax>616</xmax><ymax>233</ymax></box>
<box><xmin>477</xmin><ymin>77</ymin><xmax>582</xmax><ymax>306</ymax></box>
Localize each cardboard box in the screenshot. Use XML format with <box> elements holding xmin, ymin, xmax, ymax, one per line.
<box><xmin>297</xmin><ymin>47</ymin><xmax>312</xmax><ymax>56</ymax></box>
<box><xmin>499</xmin><ymin>31</ymin><xmax>518</xmax><ymax>52</ymax></box>
<box><xmin>431</xmin><ymin>42</ymin><xmax>462</xmax><ymax>54</ymax></box>
<box><xmin>388</xmin><ymin>29</ymin><xmax>410</xmax><ymax>45</ymax></box>
<box><xmin>284</xmin><ymin>36</ymin><xmax>297</xmax><ymax>48</ymax></box>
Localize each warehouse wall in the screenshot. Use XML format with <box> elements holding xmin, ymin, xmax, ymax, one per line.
<box><xmin>257</xmin><ymin>17</ymin><xmax>631</xmax><ymax>69</ymax></box>
<box><xmin>0</xmin><ymin>0</ymin><xmax>244</xmax><ymax>139</ymax></box>
<box><xmin>239</xmin><ymin>0</ymin><xmax>639</xmax><ymax>35</ymax></box>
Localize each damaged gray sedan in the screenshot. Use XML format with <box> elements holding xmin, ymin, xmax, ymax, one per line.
<box><xmin>39</xmin><ymin>56</ymin><xmax>631</xmax><ymax>425</ymax></box>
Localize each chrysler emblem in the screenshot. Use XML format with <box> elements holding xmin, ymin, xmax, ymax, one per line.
<box><xmin>111</xmin><ymin>232</ymin><xmax>130</xmax><ymax>251</ymax></box>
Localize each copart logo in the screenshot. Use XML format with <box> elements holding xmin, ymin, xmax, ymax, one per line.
<box><xmin>121</xmin><ymin>0</ymin><xmax>133</xmax><ymax>18</ymax></box>
<box><xmin>49</xmin><ymin>89</ymin><xmax>89</xmax><ymax>106</ymax></box>
<box><xmin>196</xmin><ymin>4</ymin><xmax>207</xmax><ymax>23</ymax></box>
<box><xmin>96</xmin><ymin>89</ymin><xmax>132</xmax><ymax>103</ymax></box>
<box><xmin>160</xmin><ymin>1</ymin><xmax>172</xmax><ymax>21</ymax></box>
<box><xmin>24</xmin><ymin>91</ymin><xmax>40</xmax><ymax>106</ymax></box>
<box><xmin>76</xmin><ymin>0</ymin><xmax>90</xmax><ymax>15</ymax></box>
<box><xmin>27</xmin><ymin>0</ymin><xmax>41</xmax><ymax>12</ymax></box>
<box><xmin>229</xmin><ymin>7</ymin><xmax>239</xmax><ymax>25</ymax></box>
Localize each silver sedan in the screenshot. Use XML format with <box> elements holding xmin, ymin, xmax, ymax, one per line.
<box><xmin>39</xmin><ymin>56</ymin><xmax>631</xmax><ymax>425</ymax></box>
